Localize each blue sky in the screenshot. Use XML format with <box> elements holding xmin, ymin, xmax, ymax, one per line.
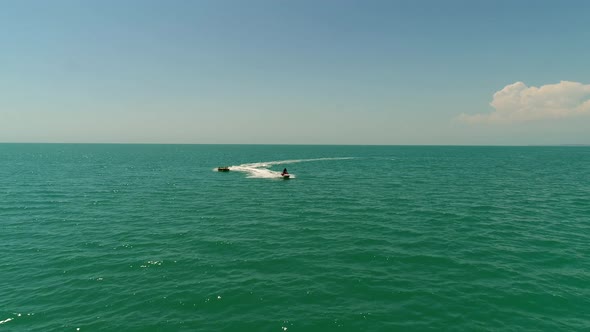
<box><xmin>1</xmin><ymin>0</ymin><xmax>589</xmax><ymax>144</ymax></box>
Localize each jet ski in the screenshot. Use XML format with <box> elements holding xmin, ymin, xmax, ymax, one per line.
<box><xmin>281</xmin><ymin>168</ymin><xmax>290</xmax><ymax>179</ymax></box>
<box><xmin>217</xmin><ymin>166</ymin><xmax>230</xmax><ymax>172</ymax></box>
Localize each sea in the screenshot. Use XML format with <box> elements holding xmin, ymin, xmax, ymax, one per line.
<box><xmin>1</xmin><ymin>144</ymin><xmax>589</xmax><ymax>331</ymax></box>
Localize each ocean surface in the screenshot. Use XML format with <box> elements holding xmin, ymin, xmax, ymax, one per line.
<box><xmin>1</xmin><ymin>144</ymin><xmax>589</xmax><ymax>331</ymax></box>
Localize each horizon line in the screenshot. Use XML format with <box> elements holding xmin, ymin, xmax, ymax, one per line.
<box><xmin>1</xmin><ymin>142</ymin><xmax>589</xmax><ymax>147</ymax></box>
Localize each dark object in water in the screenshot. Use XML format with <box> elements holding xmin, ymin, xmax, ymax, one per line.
<box><xmin>218</xmin><ymin>166</ymin><xmax>230</xmax><ymax>172</ymax></box>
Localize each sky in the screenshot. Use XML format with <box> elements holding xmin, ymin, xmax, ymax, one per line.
<box><xmin>1</xmin><ymin>0</ymin><xmax>589</xmax><ymax>145</ymax></box>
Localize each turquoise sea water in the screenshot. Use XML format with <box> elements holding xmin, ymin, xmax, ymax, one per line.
<box><xmin>1</xmin><ymin>144</ymin><xmax>589</xmax><ymax>331</ymax></box>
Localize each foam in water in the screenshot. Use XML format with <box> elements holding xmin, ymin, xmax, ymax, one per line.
<box><xmin>217</xmin><ymin>157</ymin><xmax>353</xmax><ymax>179</ymax></box>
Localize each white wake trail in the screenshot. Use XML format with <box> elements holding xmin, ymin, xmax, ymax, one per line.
<box><xmin>222</xmin><ymin>157</ymin><xmax>354</xmax><ymax>179</ymax></box>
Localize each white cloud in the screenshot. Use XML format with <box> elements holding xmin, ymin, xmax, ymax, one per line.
<box><xmin>459</xmin><ymin>81</ymin><xmax>590</xmax><ymax>124</ymax></box>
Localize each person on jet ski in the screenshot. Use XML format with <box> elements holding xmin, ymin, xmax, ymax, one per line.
<box><xmin>281</xmin><ymin>168</ymin><xmax>289</xmax><ymax>175</ymax></box>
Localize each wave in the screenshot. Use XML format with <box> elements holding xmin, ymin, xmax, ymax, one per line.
<box><xmin>216</xmin><ymin>157</ymin><xmax>354</xmax><ymax>179</ymax></box>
